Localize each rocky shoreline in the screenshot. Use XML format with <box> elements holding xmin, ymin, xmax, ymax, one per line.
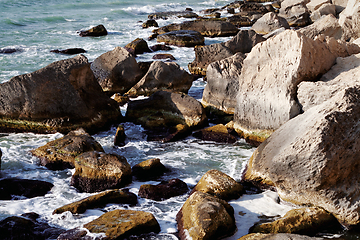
<box><xmin>2</xmin><ymin>0</ymin><xmax>360</xmax><ymax>239</ymax></box>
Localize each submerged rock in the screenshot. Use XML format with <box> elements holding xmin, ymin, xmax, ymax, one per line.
<box><xmin>84</xmin><ymin>209</ymin><xmax>160</xmax><ymax>239</ymax></box>
<box><xmin>0</xmin><ymin>178</ymin><xmax>53</xmax><ymax>200</ymax></box>
<box><xmin>157</xmin><ymin>30</ymin><xmax>204</xmax><ymax>47</ymax></box>
<box><xmin>0</xmin><ymin>54</ymin><xmax>121</xmax><ymax>134</ymax></box>
<box><xmin>53</xmin><ymin>189</ymin><xmax>137</xmax><ymax>214</ymax></box>
<box><xmin>176</xmin><ymin>191</ymin><xmax>236</xmax><ymax>240</ymax></box>
<box><xmin>138</xmin><ymin>178</ymin><xmax>188</xmax><ymax>201</ymax></box>
<box><xmin>132</xmin><ymin>158</ymin><xmax>167</xmax><ymax>181</ymax></box>
<box><xmin>31</xmin><ymin>128</ymin><xmax>104</xmax><ymax>170</ymax></box>
<box><xmin>50</xmin><ymin>48</ymin><xmax>86</xmax><ymax>55</ymax></box>
<box><xmin>71</xmin><ymin>151</ymin><xmax>132</xmax><ymax>193</ymax></box>
<box><xmin>79</xmin><ymin>24</ymin><xmax>108</xmax><ymax>37</ymax></box>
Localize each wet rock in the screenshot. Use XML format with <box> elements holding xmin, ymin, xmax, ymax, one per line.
<box><xmin>239</xmin><ymin>233</ymin><xmax>325</xmax><ymax>240</ymax></box>
<box><xmin>142</xmin><ymin>19</ymin><xmax>158</xmax><ymax>28</ymax></box>
<box><xmin>57</xmin><ymin>228</ymin><xmax>93</xmax><ymax>240</ymax></box>
<box><xmin>132</xmin><ymin>158</ymin><xmax>167</xmax><ymax>181</ymax></box>
<box><xmin>339</xmin><ymin>0</ymin><xmax>360</xmax><ymax>41</ymax></box>
<box><xmin>251</xmin><ymin>12</ymin><xmax>290</xmax><ymax>35</ymax></box>
<box><xmin>192</xmin><ymin>124</ymin><xmax>237</xmax><ymax>143</ymax></box>
<box><xmin>114</xmin><ymin>124</ymin><xmax>126</xmax><ymax>147</ymax></box>
<box><xmin>202</xmin><ymin>52</ymin><xmax>246</xmax><ymax>114</ymax></box>
<box><xmin>124</xmin><ymin>38</ymin><xmax>151</xmax><ymax>56</ymax></box>
<box><xmin>126</xmin><ymin>61</ymin><xmax>194</xmax><ymax>97</ymax></box>
<box><xmin>50</xmin><ymin>48</ymin><xmax>86</xmax><ymax>55</ymax></box>
<box><xmin>71</xmin><ymin>151</ymin><xmax>132</xmax><ymax>193</ymax></box>
<box><xmin>152</xmin><ymin>53</ymin><xmax>176</xmax><ymax>60</ymax></box>
<box><xmin>191</xmin><ymin>169</ymin><xmax>243</xmax><ymax>201</ymax></box>
<box><xmin>176</xmin><ymin>191</ymin><xmax>236</xmax><ymax>240</ymax></box>
<box><xmin>84</xmin><ymin>209</ymin><xmax>160</xmax><ymax>239</ymax></box>
<box><xmin>148</xmin><ymin>11</ymin><xmax>198</xmax><ymax>20</ymax></box>
<box><xmin>279</xmin><ymin>0</ymin><xmax>312</xmax><ymax>27</ymax></box>
<box><xmin>90</xmin><ymin>47</ymin><xmax>142</xmax><ymax>94</ymax></box>
<box><xmin>53</xmin><ymin>189</ymin><xmax>137</xmax><ymax>215</ymax></box>
<box><xmin>126</xmin><ymin>91</ymin><xmax>207</xmax><ymax>130</ymax></box>
<box><xmin>111</xmin><ymin>93</ymin><xmax>129</xmax><ymax>106</ymax></box>
<box><xmin>146</xmin><ymin>123</ymin><xmax>192</xmax><ymax>143</ymax></box>
<box><xmin>233</xmin><ymin>30</ymin><xmax>343</xmax><ymax>144</ymax></box>
<box><xmin>149</xmin><ymin>44</ymin><xmax>172</xmax><ymax>52</ymax></box>
<box><xmin>0</xmin><ymin>48</ymin><xmax>19</xmax><ymax>54</ymax></box>
<box><xmin>298</xmin><ymin>14</ymin><xmax>342</xmax><ymax>40</ymax></box>
<box><xmin>250</xmin><ymin>207</ymin><xmax>341</xmax><ymax>236</ymax></box>
<box><xmin>31</xmin><ymin>128</ymin><xmax>104</xmax><ymax>170</ymax></box>
<box><xmin>138</xmin><ymin>178</ymin><xmax>188</xmax><ymax>201</ymax></box>
<box><xmin>0</xmin><ymin>178</ymin><xmax>53</xmax><ymax>200</ymax></box>
<box><xmin>79</xmin><ymin>24</ymin><xmax>107</xmax><ymax>37</ymax></box>
<box><xmin>157</xmin><ymin>30</ymin><xmax>204</xmax><ymax>47</ymax></box>
<box><xmin>243</xmin><ymin>86</ymin><xmax>360</xmax><ymax>226</ymax></box>
<box><xmin>188</xmin><ymin>29</ymin><xmax>264</xmax><ymax>76</ymax></box>
<box><xmin>0</xmin><ymin>54</ymin><xmax>121</xmax><ymax>134</ymax></box>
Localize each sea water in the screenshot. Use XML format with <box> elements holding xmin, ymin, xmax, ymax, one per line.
<box><xmin>0</xmin><ymin>0</ymin><xmax>304</xmax><ymax>239</ymax></box>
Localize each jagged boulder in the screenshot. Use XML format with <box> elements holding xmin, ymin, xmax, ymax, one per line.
<box><xmin>176</xmin><ymin>191</ymin><xmax>236</xmax><ymax>240</ymax></box>
<box><xmin>31</xmin><ymin>128</ymin><xmax>103</xmax><ymax>170</ymax></box>
<box><xmin>279</xmin><ymin>0</ymin><xmax>311</xmax><ymax>27</ymax></box>
<box><xmin>309</xmin><ymin>3</ymin><xmax>336</xmax><ymax>22</ymax></box>
<box><xmin>0</xmin><ymin>55</ymin><xmax>121</xmax><ymax>134</ymax></box>
<box><xmin>251</xmin><ymin>12</ymin><xmax>290</xmax><ymax>35</ymax></box>
<box><xmin>71</xmin><ymin>151</ymin><xmax>132</xmax><ymax>193</ymax></box>
<box><xmin>84</xmin><ymin>210</ymin><xmax>160</xmax><ymax>239</ymax></box>
<box><xmin>297</xmin><ymin>14</ymin><xmax>342</xmax><ymax>40</ymax></box>
<box><xmin>339</xmin><ymin>0</ymin><xmax>360</xmax><ymax>41</ymax></box>
<box><xmin>138</xmin><ymin>178</ymin><xmax>188</xmax><ymax>201</ymax></box>
<box><xmin>90</xmin><ymin>47</ymin><xmax>142</xmax><ymax>94</ymax></box>
<box><xmin>53</xmin><ymin>189</ymin><xmax>137</xmax><ymax>214</ymax></box>
<box><xmin>126</xmin><ymin>61</ymin><xmax>194</xmax><ymax>97</ymax></box>
<box><xmin>202</xmin><ymin>52</ymin><xmax>246</xmax><ymax>114</ymax></box>
<box><xmin>243</xmin><ymin>86</ymin><xmax>360</xmax><ymax>226</ymax></box>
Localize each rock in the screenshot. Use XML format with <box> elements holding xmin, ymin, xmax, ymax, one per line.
<box><xmin>155</xmin><ymin>19</ymin><xmax>239</xmax><ymax>37</ymax></box>
<box><xmin>126</xmin><ymin>90</ymin><xmax>207</xmax><ymax>129</ymax></box>
<box><xmin>0</xmin><ymin>148</ymin><xmax>2</xmax><ymax>172</ymax></box>
<box><xmin>31</xmin><ymin>128</ymin><xmax>104</xmax><ymax>170</ymax></box>
<box><xmin>142</xmin><ymin>19</ymin><xmax>158</xmax><ymax>28</ymax></box>
<box><xmin>146</xmin><ymin>123</ymin><xmax>192</xmax><ymax>143</ymax></box>
<box><xmin>111</xmin><ymin>93</ymin><xmax>129</xmax><ymax>106</ymax></box>
<box><xmin>263</xmin><ymin>27</ymin><xmax>287</xmax><ymax>39</ymax></box>
<box><xmin>316</xmin><ymin>34</ymin><xmax>360</xmax><ymax>57</ymax></box>
<box><xmin>202</xmin><ymin>52</ymin><xmax>246</xmax><ymax>114</ymax></box>
<box><xmin>138</xmin><ymin>178</ymin><xmax>188</xmax><ymax>201</ymax></box>
<box><xmin>191</xmin><ymin>169</ymin><xmax>243</xmax><ymax>201</ymax></box>
<box><xmin>306</xmin><ymin>0</ymin><xmax>331</xmax><ymax>12</ymax></box>
<box><xmin>152</xmin><ymin>54</ymin><xmax>176</xmax><ymax>60</ymax></box>
<box><xmin>239</xmin><ymin>233</ymin><xmax>325</xmax><ymax>240</ymax></box>
<box><xmin>188</xmin><ymin>30</ymin><xmax>264</xmax><ymax>76</ymax></box>
<box><xmin>298</xmin><ymin>14</ymin><xmax>342</xmax><ymax>40</ymax></box>
<box><xmin>332</xmin><ymin>0</ymin><xmax>348</xmax><ymax>14</ymax></box>
<box><xmin>339</xmin><ymin>0</ymin><xmax>360</xmax><ymax>41</ymax></box>
<box><xmin>226</xmin><ymin>15</ymin><xmax>253</xmax><ymax>28</ymax></box>
<box><xmin>148</xmin><ymin>11</ymin><xmax>198</xmax><ymax>20</ymax></box>
<box><xmin>138</xmin><ymin>61</ymin><xmax>153</xmax><ymax>79</ymax></box>
<box><xmin>243</xmin><ymin>86</ymin><xmax>360</xmax><ymax>226</ymax></box>
<box><xmin>157</xmin><ymin>30</ymin><xmax>204</xmax><ymax>47</ymax></box>
<box><xmin>176</xmin><ymin>191</ymin><xmax>236</xmax><ymax>240</ymax></box>
<box><xmin>0</xmin><ymin>47</ymin><xmax>19</xmax><ymax>54</ymax></box>
<box><xmin>200</xmin><ymin>8</ymin><xmax>220</xmax><ymax>14</ymax></box>
<box><xmin>71</xmin><ymin>151</ymin><xmax>132</xmax><ymax>193</ymax></box>
<box><xmin>90</xmin><ymin>47</ymin><xmax>142</xmax><ymax>94</ymax></box>
<box><xmin>114</xmin><ymin>124</ymin><xmax>126</xmax><ymax>147</ymax></box>
<box><xmin>79</xmin><ymin>24</ymin><xmax>107</xmax><ymax>37</ymax></box>
<box><xmin>126</xmin><ymin>61</ymin><xmax>194</xmax><ymax>97</ymax></box>
<box><xmin>250</xmin><ymin>207</ymin><xmax>341</xmax><ymax>236</ymax></box>
<box><xmin>309</xmin><ymin>3</ymin><xmax>336</xmax><ymax>22</ymax></box>
<box><xmin>298</xmin><ymin>53</ymin><xmax>360</xmax><ymax>111</ymax></box>
<box><xmin>84</xmin><ymin>209</ymin><xmax>160</xmax><ymax>239</ymax></box>
<box><xmin>132</xmin><ymin>158</ymin><xmax>167</xmax><ymax>181</ymax></box>
<box><xmin>149</xmin><ymin>44</ymin><xmax>172</xmax><ymax>52</ymax></box>
<box><xmin>192</xmin><ymin>124</ymin><xmax>237</xmax><ymax>143</ymax></box>
<box><xmin>279</xmin><ymin>0</ymin><xmax>312</xmax><ymax>27</ymax></box>
<box><xmin>57</xmin><ymin>228</ymin><xmax>91</xmax><ymax>240</ymax></box>
<box><xmin>238</xmin><ymin>1</ymin><xmax>273</xmax><ymax>16</ymax></box>
<box><xmin>233</xmin><ymin>30</ymin><xmax>339</xmax><ymax>144</ymax></box>
<box><xmin>53</xmin><ymin>189</ymin><xmax>137</xmax><ymax>214</ymax></box>
<box><xmin>0</xmin><ymin>178</ymin><xmax>53</xmax><ymax>200</ymax></box>
<box><xmin>50</xmin><ymin>48</ymin><xmax>86</xmax><ymax>55</ymax></box>
<box><xmin>0</xmin><ymin>55</ymin><xmax>121</xmax><ymax>134</ymax></box>
<box><xmin>251</xmin><ymin>12</ymin><xmax>290</xmax><ymax>35</ymax></box>
<box><xmin>124</xmin><ymin>38</ymin><xmax>151</xmax><ymax>56</ymax></box>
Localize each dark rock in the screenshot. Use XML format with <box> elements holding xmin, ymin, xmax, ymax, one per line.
<box><xmin>53</xmin><ymin>189</ymin><xmax>137</xmax><ymax>214</ymax></box>
<box><xmin>200</xmin><ymin>8</ymin><xmax>220</xmax><ymax>14</ymax></box>
<box><xmin>0</xmin><ymin>48</ymin><xmax>20</xmax><ymax>54</ymax></box>
<box><xmin>31</xmin><ymin>128</ymin><xmax>104</xmax><ymax>170</ymax></box>
<box><xmin>111</xmin><ymin>93</ymin><xmax>129</xmax><ymax>106</ymax></box>
<box><xmin>71</xmin><ymin>151</ymin><xmax>132</xmax><ymax>193</ymax></box>
<box><xmin>152</xmin><ymin>54</ymin><xmax>176</xmax><ymax>60</ymax></box>
<box><xmin>50</xmin><ymin>48</ymin><xmax>86</xmax><ymax>55</ymax></box>
<box><xmin>149</xmin><ymin>44</ymin><xmax>172</xmax><ymax>52</ymax></box>
<box><xmin>124</xmin><ymin>38</ymin><xmax>152</xmax><ymax>56</ymax></box>
<box><xmin>57</xmin><ymin>228</ymin><xmax>93</xmax><ymax>240</ymax></box>
<box><xmin>0</xmin><ymin>54</ymin><xmax>121</xmax><ymax>134</ymax></box>
<box><xmin>226</xmin><ymin>15</ymin><xmax>253</xmax><ymax>27</ymax></box>
<box><xmin>138</xmin><ymin>178</ymin><xmax>188</xmax><ymax>201</ymax></box>
<box><xmin>145</xmin><ymin>123</ymin><xmax>192</xmax><ymax>142</ymax></box>
<box><xmin>84</xmin><ymin>210</ymin><xmax>160</xmax><ymax>239</ymax></box>
<box><xmin>137</xmin><ymin>61</ymin><xmax>153</xmax><ymax>79</ymax></box>
<box><xmin>157</xmin><ymin>30</ymin><xmax>204</xmax><ymax>47</ymax></box>
<box><xmin>79</xmin><ymin>24</ymin><xmax>108</xmax><ymax>37</ymax></box>
<box><xmin>132</xmin><ymin>158</ymin><xmax>167</xmax><ymax>181</ymax></box>
<box><xmin>148</xmin><ymin>11</ymin><xmax>198</xmax><ymax>20</ymax></box>
<box><xmin>0</xmin><ymin>178</ymin><xmax>53</xmax><ymax>200</ymax></box>
<box><xmin>114</xmin><ymin>124</ymin><xmax>126</xmax><ymax>147</ymax></box>
<box><xmin>142</xmin><ymin>19</ymin><xmax>159</xmax><ymax>28</ymax></box>
<box><xmin>192</xmin><ymin>124</ymin><xmax>237</xmax><ymax>143</ymax></box>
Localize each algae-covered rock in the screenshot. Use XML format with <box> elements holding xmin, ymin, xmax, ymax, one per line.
<box><xmin>132</xmin><ymin>158</ymin><xmax>167</xmax><ymax>181</ymax></box>
<box><xmin>191</xmin><ymin>169</ymin><xmax>243</xmax><ymax>201</ymax></box>
<box><xmin>192</xmin><ymin>124</ymin><xmax>237</xmax><ymax>143</ymax></box>
<box><xmin>138</xmin><ymin>178</ymin><xmax>188</xmax><ymax>201</ymax></box>
<box><xmin>53</xmin><ymin>189</ymin><xmax>137</xmax><ymax>214</ymax></box>
<box><xmin>84</xmin><ymin>209</ymin><xmax>160</xmax><ymax>239</ymax></box>
<box><xmin>31</xmin><ymin>128</ymin><xmax>104</xmax><ymax>170</ymax></box>
<box><xmin>71</xmin><ymin>151</ymin><xmax>132</xmax><ymax>193</ymax></box>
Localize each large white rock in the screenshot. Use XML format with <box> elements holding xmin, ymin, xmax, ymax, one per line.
<box><xmin>306</xmin><ymin>0</ymin><xmax>331</xmax><ymax>12</ymax></box>
<box><xmin>251</xmin><ymin>12</ymin><xmax>290</xmax><ymax>35</ymax></box>
<box><xmin>339</xmin><ymin>0</ymin><xmax>360</xmax><ymax>41</ymax></box>
<box><xmin>279</xmin><ymin>0</ymin><xmax>311</xmax><ymax>27</ymax></box>
<box><xmin>298</xmin><ymin>14</ymin><xmax>342</xmax><ymax>39</ymax></box>
<box><xmin>309</xmin><ymin>3</ymin><xmax>336</xmax><ymax>22</ymax></box>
